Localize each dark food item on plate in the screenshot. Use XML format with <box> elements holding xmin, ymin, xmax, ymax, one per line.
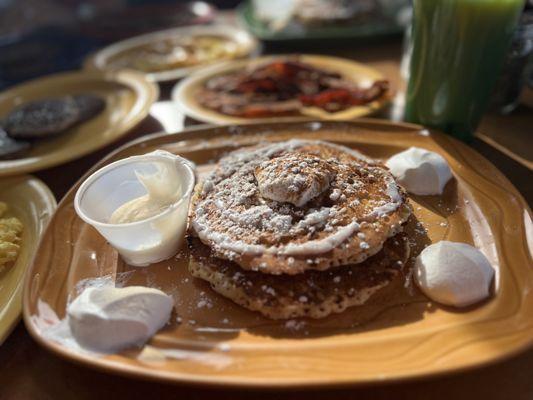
<box><xmin>198</xmin><ymin>59</ymin><xmax>389</xmax><ymax>117</ymax></box>
<box><xmin>5</xmin><ymin>97</ymin><xmax>80</xmax><ymax>139</ymax></box>
<box><xmin>73</xmin><ymin>94</ymin><xmax>106</xmax><ymax>123</ymax></box>
<box><xmin>0</xmin><ymin>127</ymin><xmax>31</xmax><ymax>160</ymax></box>
<box><xmin>3</xmin><ymin>94</ymin><xmax>105</xmax><ymax>141</ymax></box>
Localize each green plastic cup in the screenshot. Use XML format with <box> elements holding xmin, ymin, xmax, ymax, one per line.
<box><xmin>404</xmin><ymin>0</ymin><xmax>524</xmax><ymax>142</ymax></box>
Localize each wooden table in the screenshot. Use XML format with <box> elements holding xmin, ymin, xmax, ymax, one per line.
<box><xmin>1</xmin><ymin>38</ymin><xmax>532</xmax><ymax>400</ymax></box>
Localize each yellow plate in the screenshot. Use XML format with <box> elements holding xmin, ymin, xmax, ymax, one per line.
<box><xmin>23</xmin><ymin>120</ymin><xmax>533</xmax><ymax>387</ymax></box>
<box><xmin>0</xmin><ymin>175</ymin><xmax>56</xmax><ymax>344</ymax></box>
<box><xmin>172</xmin><ymin>55</ymin><xmax>391</xmax><ymax>125</ymax></box>
<box><xmin>84</xmin><ymin>25</ymin><xmax>260</xmax><ymax>82</ymax></box>
<box><xmin>0</xmin><ymin>70</ymin><xmax>158</xmax><ymax>177</ymax></box>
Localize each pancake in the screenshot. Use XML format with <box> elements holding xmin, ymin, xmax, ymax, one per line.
<box><xmin>73</xmin><ymin>94</ymin><xmax>106</xmax><ymax>122</ymax></box>
<box><xmin>189</xmin><ymin>233</ymin><xmax>410</xmax><ymax>319</ymax></box>
<box><xmin>4</xmin><ymin>97</ymin><xmax>80</xmax><ymax>139</ymax></box>
<box><xmin>190</xmin><ymin>139</ymin><xmax>411</xmax><ymax>275</ymax></box>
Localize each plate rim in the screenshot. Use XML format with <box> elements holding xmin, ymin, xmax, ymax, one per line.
<box><xmin>171</xmin><ymin>54</ymin><xmax>391</xmax><ymax>125</ymax></box>
<box><xmin>0</xmin><ymin>70</ymin><xmax>159</xmax><ymax>177</ymax></box>
<box><xmin>0</xmin><ymin>174</ymin><xmax>57</xmax><ymax>345</ymax></box>
<box><xmin>22</xmin><ymin>120</ymin><xmax>533</xmax><ymax>388</ymax></box>
<box><xmin>83</xmin><ymin>24</ymin><xmax>260</xmax><ymax>82</ymax></box>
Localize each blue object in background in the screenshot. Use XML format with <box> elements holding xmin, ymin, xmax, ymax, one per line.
<box><xmin>0</xmin><ymin>27</ymin><xmax>99</xmax><ymax>90</ymax></box>
<box><xmin>0</xmin><ymin>0</ymin><xmax>217</xmax><ymax>90</ymax></box>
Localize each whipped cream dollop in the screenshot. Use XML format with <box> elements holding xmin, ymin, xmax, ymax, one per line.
<box><xmin>254</xmin><ymin>153</ymin><xmax>333</xmax><ymax>207</ymax></box>
<box><xmin>386</xmin><ymin>147</ymin><xmax>452</xmax><ymax>195</ymax></box>
<box><xmin>67</xmin><ymin>286</ymin><xmax>173</xmax><ymax>353</ymax></box>
<box><xmin>414</xmin><ymin>241</ymin><xmax>495</xmax><ymax>307</ymax></box>
<box><xmin>110</xmin><ymin>161</ymin><xmax>182</xmax><ymax>224</ymax></box>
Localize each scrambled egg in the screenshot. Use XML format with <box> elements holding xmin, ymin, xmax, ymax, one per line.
<box><xmin>0</xmin><ymin>202</ymin><xmax>23</xmax><ymax>267</ymax></box>
<box><xmin>113</xmin><ymin>35</ymin><xmax>239</xmax><ymax>73</ymax></box>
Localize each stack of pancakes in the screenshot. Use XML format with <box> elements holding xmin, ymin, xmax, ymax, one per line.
<box><xmin>188</xmin><ymin>139</ymin><xmax>412</xmax><ymax>319</ymax></box>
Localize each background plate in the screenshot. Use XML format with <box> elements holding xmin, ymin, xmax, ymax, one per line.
<box><xmin>84</xmin><ymin>25</ymin><xmax>260</xmax><ymax>83</ymax></box>
<box><xmin>0</xmin><ymin>70</ymin><xmax>158</xmax><ymax>177</ymax></box>
<box><xmin>0</xmin><ymin>175</ymin><xmax>56</xmax><ymax>344</ymax></box>
<box><xmin>23</xmin><ymin>120</ymin><xmax>533</xmax><ymax>387</ymax></box>
<box><xmin>236</xmin><ymin>0</ymin><xmax>405</xmax><ymax>43</ymax></box>
<box><xmin>172</xmin><ymin>55</ymin><xmax>390</xmax><ymax>125</ymax></box>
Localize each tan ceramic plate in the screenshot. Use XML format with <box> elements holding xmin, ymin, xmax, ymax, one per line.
<box><xmin>0</xmin><ymin>70</ymin><xmax>158</xmax><ymax>177</ymax></box>
<box><xmin>172</xmin><ymin>55</ymin><xmax>390</xmax><ymax>125</ymax></box>
<box><xmin>0</xmin><ymin>175</ymin><xmax>56</xmax><ymax>344</ymax></box>
<box><xmin>84</xmin><ymin>25</ymin><xmax>259</xmax><ymax>82</ymax></box>
<box><xmin>23</xmin><ymin>120</ymin><xmax>533</xmax><ymax>387</ymax></box>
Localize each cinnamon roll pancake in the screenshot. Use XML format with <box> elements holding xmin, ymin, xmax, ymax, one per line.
<box><xmin>189</xmin><ymin>140</ymin><xmax>411</xmax><ymax>275</ymax></box>
<box><xmin>189</xmin><ymin>234</ymin><xmax>410</xmax><ymax>319</ymax></box>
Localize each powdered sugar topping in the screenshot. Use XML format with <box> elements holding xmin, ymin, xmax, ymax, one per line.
<box><xmin>191</xmin><ymin>140</ymin><xmax>405</xmax><ymax>259</ymax></box>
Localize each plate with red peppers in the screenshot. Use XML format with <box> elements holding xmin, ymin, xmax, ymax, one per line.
<box><xmin>172</xmin><ymin>55</ymin><xmax>391</xmax><ymax>124</ymax></box>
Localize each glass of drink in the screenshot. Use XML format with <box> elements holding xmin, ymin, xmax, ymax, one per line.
<box><xmin>404</xmin><ymin>0</ymin><xmax>525</xmax><ymax>142</ymax></box>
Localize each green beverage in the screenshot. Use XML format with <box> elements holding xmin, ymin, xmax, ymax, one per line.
<box><xmin>404</xmin><ymin>0</ymin><xmax>524</xmax><ymax>141</ymax></box>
